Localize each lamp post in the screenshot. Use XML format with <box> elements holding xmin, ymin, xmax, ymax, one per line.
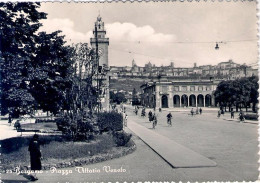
<box><xmin>94</xmin><ymin>24</ymin><xmax>100</xmax><ymax>113</ymax></box>
<box><xmin>0</xmin><ymin>29</ymin><xmax>2</xmax><ymax>115</ymax></box>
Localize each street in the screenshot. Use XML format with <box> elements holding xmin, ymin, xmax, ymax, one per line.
<box><xmin>126</xmin><ymin>106</ymin><xmax>259</xmax><ymax>181</ymax></box>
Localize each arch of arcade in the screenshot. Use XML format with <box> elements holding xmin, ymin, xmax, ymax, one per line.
<box><xmin>141</xmin><ymin>80</ymin><xmax>218</xmax><ymax>109</ymax></box>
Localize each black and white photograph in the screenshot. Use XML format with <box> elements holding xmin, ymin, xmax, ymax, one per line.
<box><xmin>0</xmin><ymin>1</ymin><xmax>259</xmax><ymax>182</ymax></box>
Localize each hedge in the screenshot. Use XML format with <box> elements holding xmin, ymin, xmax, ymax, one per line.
<box><xmin>244</xmin><ymin>113</ymin><xmax>258</xmax><ymax>121</ymax></box>
<box><xmin>97</xmin><ymin>111</ymin><xmax>123</xmax><ymax>132</ymax></box>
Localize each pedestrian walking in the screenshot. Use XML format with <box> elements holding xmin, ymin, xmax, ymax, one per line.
<box><xmin>221</xmin><ymin>109</ymin><xmax>225</xmax><ymax>116</ymax></box>
<box><xmin>28</xmin><ymin>134</ymin><xmax>42</xmax><ymax>181</ymax></box>
<box><xmin>141</xmin><ymin>108</ymin><xmax>146</xmax><ymax>117</ymax></box>
<box><xmin>148</xmin><ymin>110</ymin><xmax>153</xmax><ymax>122</ymax></box>
<box><xmin>217</xmin><ymin>110</ymin><xmax>221</xmax><ymax>118</ymax></box>
<box><xmin>167</xmin><ymin>112</ymin><xmax>172</xmax><ymax>126</ymax></box>
<box><xmin>8</xmin><ymin>114</ymin><xmax>12</xmax><ymax>126</ymax></box>
<box><xmin>196</xmin><ymin>108</ymin><xmax>199</xmax><ymax>115</ymax></box>
<box><xmin>124</xmin><ymin>114</ymin><xmax>128</xmax><ymax>127</ymax></box>
<box><xmin>191</xmin><ymin>108</ymin><xmax>194</xmax><ymax>116</ymax></box>
<box><xmin>122</xmin><ymin>112</ymin><xmax>126</xmax><ymax>126</ymax></box>
<box><xmin>199</xmin><ymin>108</ymin><xmax>202</xmax><ymax>115</ymax></box>
<box><xmin>152</xmin><ymin>113</ymin><xmax>157</xmax><ymax>129</ymax></box>
<box><xmin>231</xmin><ymin>109</ymin><xmax>234</xmax><ymax>119</ymax></box>
<box><xmin>239</xmin><ymin>109</ymin><xmax>245</xmax><ymax>122</ymax></box>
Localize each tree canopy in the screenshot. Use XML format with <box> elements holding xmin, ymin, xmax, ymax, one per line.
<box><xmin>214</xmin><ymin>76</ymin><xmax>258</xmax><ymax>112</ymax></box>
<box><xmin>0</xmin><ymin>3</ymin><xmax>73</xmax><ymax>116</ymax></box>
<box><xmin>110</xmin><ymin>91</ymin><xmax>127</xmax><ymax>104</ymax></box>
<box><xmin>132</xmin><ymin>88</ymin><xmax>139</xmax><ymax>105</ymax></box>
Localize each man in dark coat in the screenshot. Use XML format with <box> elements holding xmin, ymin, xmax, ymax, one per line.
<box><xmin>199</xmin><ymin>108</ymin><xmax>202</xmax><ymax>115</ymax></box>
<box><xmin>28</xmin><ymin>134</ymin><xmax>42</xmax><ymax>180</ymax></box>
<box><xmin>148</xmin><ymin>111</ymin><xmax>153</xmax><ymax>122</ymax></box>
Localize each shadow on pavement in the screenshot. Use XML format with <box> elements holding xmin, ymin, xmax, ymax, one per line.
<box><xmin>1</xmin><ymin>180</ymin><xmax>30</xmax><ymax>183</ymax></box>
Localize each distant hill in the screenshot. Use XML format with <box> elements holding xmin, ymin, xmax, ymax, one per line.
<box><xmin>109</xmin><ymin>78</ymin><xmax>149</xmax><ymax>93</ymax></box>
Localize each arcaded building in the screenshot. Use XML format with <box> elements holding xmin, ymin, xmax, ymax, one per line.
<box><xmin>140</xmin><ymin>79</ymin><xmax>219</xmax><ymax>109</ymax></box>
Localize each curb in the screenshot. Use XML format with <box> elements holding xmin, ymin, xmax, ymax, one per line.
<box><xmin>223</xmin><ymin>118</ymin><xmax>258</xmax><ymax>125</ymax></box>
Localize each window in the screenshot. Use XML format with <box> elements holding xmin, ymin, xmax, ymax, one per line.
<box><xmin>182</xmin><ymin>86</ymin><xmax>187</xmax><ymax>91</ymax></box>
<box><xmin>162</xmin><ymin>86</ymin><xmax>168</xmax><ymax>93</ymax></box>
<box><xmin>98</xmin><ymin>35</ymin><xmax>101</xmax><ymax>38</ymax></box>
<box><xmin>174</xmin><ymin>86</ymin><xmax>179</xmax><ymax>91</ymax></box>
<box><xmin>198</xmin><ymin>86</ymin><xmax>203</xmax><ymax>91</ymax></box>
<box><xmin>206</xmin><ymin>86</ymin><xmax>212</xmax><ymax>91</ymax></box>
<box><xmin>190</xmin><ymin>86</ymin><xmax>195</xmax><ymax>91</ymax></box>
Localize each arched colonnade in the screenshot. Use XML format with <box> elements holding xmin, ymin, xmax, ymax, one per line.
<box><xmin>161</xmin><ymin>94</ymin><xmax>213</xmax><ymax>108</ymax></box>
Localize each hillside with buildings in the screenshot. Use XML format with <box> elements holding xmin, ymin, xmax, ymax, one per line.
<box><xmin>109</xmin><ymin>60</ymin><xmax>257</xmax><ymax>97</ymax></box>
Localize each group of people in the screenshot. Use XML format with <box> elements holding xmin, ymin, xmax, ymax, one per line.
<box><xmin>119</xmin><ymin>104</ymin><xmax>128</xmax><ymax>127</ymax></box>
<box><xmin>218</xmin><ymin>108</ymin><xmax>245</xmax><ymax>122</ymax></box>
<box><xmin>190</xmin><ymin>107</ymin><xmax>203</xmax><ymax>116</ymax></box>
<box><xmin>135</xmin><ymin>106</ymin><xmax>174</xmax><ymax>129</ymax></box>
<box><xmin>148</xmin><ymin>110</ymin><xmax>157</xmax><ymax>129</ymax></box>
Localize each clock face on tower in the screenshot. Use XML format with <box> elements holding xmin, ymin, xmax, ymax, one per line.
<box><xmin>98</xmin><ymin>48</ymin><xmax>104</xmax><ymax>56</ymax></box>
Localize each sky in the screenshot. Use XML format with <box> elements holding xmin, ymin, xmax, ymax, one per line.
<box><xmin>39</xmin><ymin>1</ymin><xmax>258</xmax><ymax>68</ymax></box>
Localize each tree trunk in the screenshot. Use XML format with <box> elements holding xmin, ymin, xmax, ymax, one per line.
<box><xmin>252</xmin><ymin>103</ymin><xmax>256</xmax><ymax>113</ymax></box>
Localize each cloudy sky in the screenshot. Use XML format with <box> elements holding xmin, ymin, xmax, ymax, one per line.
<box><xmin>39</xmin><ymin>1</ymin><xmax>258</xmax><ymax>67</ymax></box>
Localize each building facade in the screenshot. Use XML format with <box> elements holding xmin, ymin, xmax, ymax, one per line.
<box><xmin>141</xmin><ymin>79</ymin><xmax>219</xmax><ymax>109</ymax></box>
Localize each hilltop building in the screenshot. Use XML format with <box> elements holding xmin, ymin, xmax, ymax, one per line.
<box><xmin>110</xmin><ymin>60</ymin><xmax>257</xmax><ymax>80</ymax></box>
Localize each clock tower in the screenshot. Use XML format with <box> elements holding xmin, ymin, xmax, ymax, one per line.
<box><xmin>90</xmin><ymin>15</ymin><xmax>110</xmax><ymax>111</ymax></box>
<box><xmin>90</xmin><ymin>15</ymin><xmax>109</xmax><ymax>67</ymax></box>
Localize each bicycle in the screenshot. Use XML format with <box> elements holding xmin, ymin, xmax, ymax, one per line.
<box><xmin>238</xmin><ymin>116</ymin><xmax>245</xmax><ymax>123</ymax></box>
<box><xmin>153</xmin><ymin>117</ymin><xmax>157</xmax><ymax>129</ymax></box>
<box><xmin>167</xmin><ymin>118</ymin><xmax>172</xmax><ymax>126</ymax></box>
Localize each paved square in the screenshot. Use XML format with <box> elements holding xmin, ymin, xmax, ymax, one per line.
<box><xmin>126</xmin><ymin>106</ymin><xmax>259</xmax><ymax>181</ymax></box>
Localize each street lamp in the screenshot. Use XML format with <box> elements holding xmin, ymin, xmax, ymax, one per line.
<box><xmin>215</xmin><ymin>42</ymin><xmax>219</xmax><ymax>50</ymax></box>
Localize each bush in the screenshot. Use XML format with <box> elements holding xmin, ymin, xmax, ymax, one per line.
<box><xmin>244</xmin><ymin>113</ymin><xmax>258</xmax><ymax>121</ymax></box>
<box><xmin>14</xmin><ymin>120</ymin><xmax>21</xmax><ymax>130</ymax></box>
<box><xmin>112</xmin><ymin>131</ymin><xmax>132</xmax><ymax>146</ymax></box>
<box><xmin>56</xmin><ymin>113</ymin><xmax>99</xmax><ymax>141</ymax></box>
<box><xmin>56</xmin><ymin>116</ymin><xmax>70</xmax><ymax>132</ymax></box>
<box><xmin>97</xmin><ymin>111</ymin><xmax>123</xmax><ymax>132</ymax></box>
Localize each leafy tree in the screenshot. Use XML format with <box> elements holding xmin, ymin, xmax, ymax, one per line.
<box><xmin>214</xmin><ymin>76</ymin><xmax>258</xmax><ymax>112</ymax></box>
<box><xmin>0</xmin><ymin>3</ymin><xmax>74</xmax><ymax>117</ymax></box>
<box><xmin>58</xmin><ymin>43</ymin><xmax>100</xmax><ymax>141</ymax></box>
<box><xmin>109</xmin><ymin>91</ymin><xmax>116</xmax><ymax>103</ymax></box>
<box><xmin>248</xmin><ymin>76</ymin><xmax>259</xmax><ymax>112</ymax></box>
<box><xmin>0</xmin><ymin>2</ymin><xmax>47</xmax><ymax>116</ymax></box>
<box><xmin>28</xmin><ymin>31</ymin><xmax>74</xmax><ymax>115</ymax></box>
<box><xmin>132</xmin><ymin>88</ymin><xmax>139</xmax><ymax>105</ymax></box>
<box><xmin>115</xmin><ymin>92</ymin><xmax>127</xmax><ymax>104</ymax></box>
